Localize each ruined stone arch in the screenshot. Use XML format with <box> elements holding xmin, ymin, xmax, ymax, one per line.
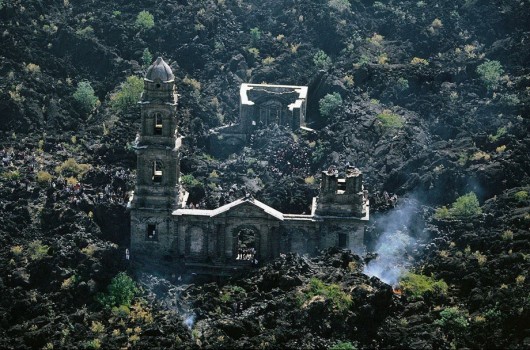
<box><xmin>231</xmin><ymin>224</ymin><xmax>260</xmax><ymax>260</ymax></box>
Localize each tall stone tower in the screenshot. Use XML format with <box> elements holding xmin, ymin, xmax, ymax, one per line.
<box><xmin>130</xmin><ymin>57</ymin><xmax>183</xmax><ymax>259</ymax></box>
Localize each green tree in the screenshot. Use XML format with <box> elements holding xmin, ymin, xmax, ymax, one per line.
<box><xmin>435</xmin><ymin>307</ymin><xmax>469</xmax><ymax>334</ymax></box>
<box><xmin>399</xmin><ymin>272</ymin><xmax>448</xmax><ymax>299</ymax></box>
<box><xmin>319</xmin><ymin>92</ymin><xmax>342</xmax><ymax>118</ymax></box>
<box><xmin>435</xmin><ymin>192</ymin><xmax>482</xmax><ymax>218</ymax></box>
<box><xmin>450</xmin><ymin>192</ymin><xmax>481</xmax><ymax>217</ymax></box>
<box><xmin>476</xmin><ymin>60</ymin><xmax>504</xmax><ymax>90</ymax></box>
<box><xmin>313</xmin><ymin>50</ymin><xmax>332</xmax><ymax>70</ymax></box>
<box><xmin>110</xmin><ymin>76</ymin><xmax>144</xmax><ymax>112</ymax></box>
<box><xmin>135</xmin><ymin>11</ymin><xmax>155</xmax><ymax>30</ymax></box>
<box><xmin>96</xmin><ymin>272</ymin><xmax>138</xmax><ymax>309</ymax></box>
<box><xmin>250</xmin><ymin>27</ymin><xmax>261</xmax><ymax>45</ymax></box>
<box><xmin>73</xmin><ymin>81</ymin><xmax>99</xmax><ymax>113</ymax></box>
<box><xmin>142</xmin><ymin>48</ymin><xmax>153</xmax><ymax>68</ymax></box>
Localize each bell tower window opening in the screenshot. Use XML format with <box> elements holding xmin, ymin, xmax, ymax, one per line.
<box><xmin>147</xmin><ymin>224</ymin><xmax>157</xmax><ymax>240</ymax></box>
<box><xmin>152</xmin><ymin>161</ymin><xmax>163</xmax><ymax>183</ymax></box>
<box><xmin>154</xmin><ymin>113</ymin><xmax>163</xmax><ymax>135</ymax></box>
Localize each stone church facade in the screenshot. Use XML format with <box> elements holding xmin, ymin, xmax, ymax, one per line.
<box><xmin>130</xmin><ymin>58</ymin><xmax>369</xmax><ymax>275</ymax></box>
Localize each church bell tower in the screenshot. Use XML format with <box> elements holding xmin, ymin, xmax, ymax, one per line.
<box><xmin>130</xmin><ymin>57</ymin><xmax>184</xmax><ymax>257</ymax></box>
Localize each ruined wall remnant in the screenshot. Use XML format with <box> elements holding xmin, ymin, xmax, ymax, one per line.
<box><xmin>209</xmin><ymin>83</ymin><xmax>309</xmax><ymax>158</ymax></box>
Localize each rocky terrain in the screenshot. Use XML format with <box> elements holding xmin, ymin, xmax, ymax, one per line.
<box><xmin>0</xmin><ymin>0</ymin><xmax>529</xmax><ymax>348</ymax></box>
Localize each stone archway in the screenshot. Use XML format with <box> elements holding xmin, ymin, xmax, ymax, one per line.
<box><xmin>232</xmin><ymin>225</ymin><xmax>260</xmax><ymax>261</ymax></box>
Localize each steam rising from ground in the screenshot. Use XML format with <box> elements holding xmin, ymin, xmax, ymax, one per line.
<box><xmin>184</xmin><ymin>314</ymin><xmax>196</xmax><ymax>330</ymax></box>
<box><xmin>138</xmin><ymin>274</ymin><xmax>197</xmax><ymax>330</ymax></box>
<box><xmin>363</xmin><ymin>198</ymin><xmax>420</xmax><ymax>285</ymax></box>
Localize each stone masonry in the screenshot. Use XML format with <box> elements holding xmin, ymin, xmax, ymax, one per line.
<box><xmin>130</xmin><ymin>58</ymin><xmax>369</xmax><ymax>276</ymax></box>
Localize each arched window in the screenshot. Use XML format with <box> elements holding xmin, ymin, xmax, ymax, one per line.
<box><xmin>154</xmin><ymin>113</ymin><xmax>163</xmax><ymax>135</ymax></box>
<box><xmin>152</xmin><ymin>160</ymin><xmax>163</xmax><ymax>183</ymax></box>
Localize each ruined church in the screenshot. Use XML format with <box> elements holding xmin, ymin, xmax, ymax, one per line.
<box><xmin>129</xmin><ymin>58</ymin><xmax>369</xmax><ymax>275</ymax></box>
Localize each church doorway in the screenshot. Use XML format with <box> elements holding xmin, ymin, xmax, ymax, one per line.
<box><xmin>234</xmin><ymin>227</ymin><xmax>258</xmax><ymax>261</ymax></box>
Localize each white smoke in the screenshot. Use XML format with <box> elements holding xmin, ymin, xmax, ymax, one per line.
<box><xmin>184</xmin><ymin>314</ymin><xmax>196</xmax><ymax>330</ymax></box>
<box><xmin>363</xmin><ymin>198</ymin><xmax>420</xmax><ymax>285</ymax></box>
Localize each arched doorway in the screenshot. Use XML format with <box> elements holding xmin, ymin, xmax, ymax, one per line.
<box><xmin>233</xmin><ymin>226</ymin><xmax>259</xmax><ymax>261</ymax></box>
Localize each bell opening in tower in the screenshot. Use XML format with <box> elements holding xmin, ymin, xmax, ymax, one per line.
<box><xmin>154</xmin><ymin>113</ymin><xmax>163</xmax><ymax>135</ymax></box>
<box><xmin>152</xmin><ymin>161</ymin><xmax>163</xmax><ymax>183</ymax></box>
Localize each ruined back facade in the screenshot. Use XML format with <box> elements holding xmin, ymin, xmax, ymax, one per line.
<box><xmin>129</xmin><ymin>58</ymin><xmax>369</xmax><ymax>275</ymax></box>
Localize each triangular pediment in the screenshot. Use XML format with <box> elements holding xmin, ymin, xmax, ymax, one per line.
<box><xmin>211</xmin><ymin>198</ymin><xmax>284</xmax><ymax>221</ymax></box>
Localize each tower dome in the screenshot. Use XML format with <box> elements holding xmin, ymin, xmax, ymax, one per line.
<box><xmin>145</xmin><ymin>57</ymin><xmax>174</xmax><ymax>82</ymax></box>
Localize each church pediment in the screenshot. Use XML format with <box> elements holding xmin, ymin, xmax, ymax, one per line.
<box><xmin>211</xmin><ymin>198</ymin><xmax>284</xmax><ymax>221</ymax></box>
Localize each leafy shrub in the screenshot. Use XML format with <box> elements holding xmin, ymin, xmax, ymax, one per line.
<box><xmin>319</xmin><ymin>92</ymin><xmax>342</xmax><ymax>118</ymax></box>
<box><xmin>451</xmin><ymin>192</ymin><xmax>481</xmax><ymax>216</ymax></box>
<box><xmin>488</xmin><ymin>126</ymin><xmax>507</xmax><ymax>142</ymax></box>
<box><xmin>377</xmin><ymin>111</ymin><xmax>404</xmax><ymax>129</ymax></box>
<box><xmin>399</xmin><ymin>272</ymin><xmax>448</xmax><ymax>299</ymax></box>
<box><xmin>110</xmin><ymin>76</ymin><xmax>143</xmax><ymax>112</ymax></box>
<box><xmin>85</xmin><ymin>339</ymin><xmax>101</xmax><ymax>349</ymax></box>
<box><xmin>1</xmin><ymin>170</ymin><xmax>20</xmax><ymax>180</ymax></box>
<box><xmin>142</xmin><ymin>48</ymin><xmax>153</xmax><ymax>68</ymax></box>
<box><xmin>181</xmin><ymin>174</ymin><xmax>202</xmax><ymax>188</ymax></box>
<box><xmin>28</xmin><ymin>240</ymin><xmax>49</xmax><ymax>260</ymax></box>
<box><xmin>476</xmin><ymin>60</ymin><xmax>504</xmax><ymax>90</ymax></box>
<box><xmin>181</xmin><ymin>174</ymin><xmax>205</xmax><ymax>201</ymax></box>
<box><xmin>135</xmin><ymin>11</ymin><xmax>154</xmax><ymax>30</ymax></box>
<box><xmin>262</xmin><ymin>56</ymin><xmax>275</xmax><ymax>65</ymax></box>
<box><xmin>96</xmin><ymin>272</ymin><xmax>138</xmax><ymax>309</ymax></box>
<box><xmin>73</xmin><ymin>81</ymin><xmax>99</xmax><ymax>112</ymax></box>
<box><xmin>330</xmin><ymin>342</ymin><xmax>356</xmax><ymax>350</ymax></box>
<box><xmin>514</xmin><ymin>190</ymin><xmax>528</xmax><ymax>202</ymax></box>
<box><xmin>90</xmin><ymin>321</ymin><xmax>105</xmax><ymax>334</ymax></box>
<box><xmin>36</xmin><ymin>171</ymin><xmax>53</xmax><ymax>185</ymax></box>
<box><xmin>313</xmin><ymin>50</ymin><xmax>332</xmax><ymax>70</ymax></box>
<box><xmin>299</xmin><ymin>278</ymin><xmax>352</xmax><ymax>311</ymax></box>
<box><xmin>496</xmin><ymin>145</ymin><xmax>506</xmax><ymax>153</ymax></box>
<box><xmin>470</xmin><ymin>150</ymin><xmax>490</xmax><ymax>161</ymax></box>
<box><xmin>10</xmin><ymin>245</ymin><xmax>23</xmax><ymax>255</ymax></box>
<box><xmin>183</xmin><ymin>76</ymin><xmax>201</xmax><ymax>91</ymax></box>
<box><xmin>304</xmin><ymin>176</ymin><xmax>315</xmax><ymax>184</ymax></box>
<box><xmin>55</xmin><ymin>158</ymin><xmax>91</xmax><ymax>178</ymax></box>
<box><xmin>435</xmin><ymin>307</ymin><xmax>469</xmax><ymax>333</ymax></box>
<box><xmin>75</xmin><ymin>26</ymin><xmax>94</xmax><ymax>38</ymax></box>
<box><xmin>501</xmin><ymin>230</ymin><xmax>513</xmax><ymax>240</ymax></box>
<box><xmin>248</xmin><ymin>47</ymin><xmax>260</xmax><ymax>58</ymax></box>
<box><xmin>61</xmin><ymin>274</ymin><xmax>79</xmax><ymax>289</ymax></box>
<box><xmin>250</xmin><ymin>27</ymin><xmax>261</xmax><ymax>45</ymax></box>
<box><xmin>411</xmin><ymin>57</ymin><xmax>428</xmax><ymax>65</ymax></box>
<box><xmin>395</xmin><ymin>77</ymin><xmax>409</xmax><ymax>92</ymax></box>
<box><xmin>473</xmin><ymin>250</ymin><xmax>487</xmax><ymax>266</ymax></box>
<box><xmin>25</xmin><ymin>63</ymin><xmax>41</xmax><ymax>74</ymax></box>
<box><xmin>435</xmin><ymin>192</ymin><xmax>481</xmax><ymax>218</ymax></box>
<box><xmin>499</xmin><ymin>93</ymin><xmax>520</xmax><ymax>106</ymax></box>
